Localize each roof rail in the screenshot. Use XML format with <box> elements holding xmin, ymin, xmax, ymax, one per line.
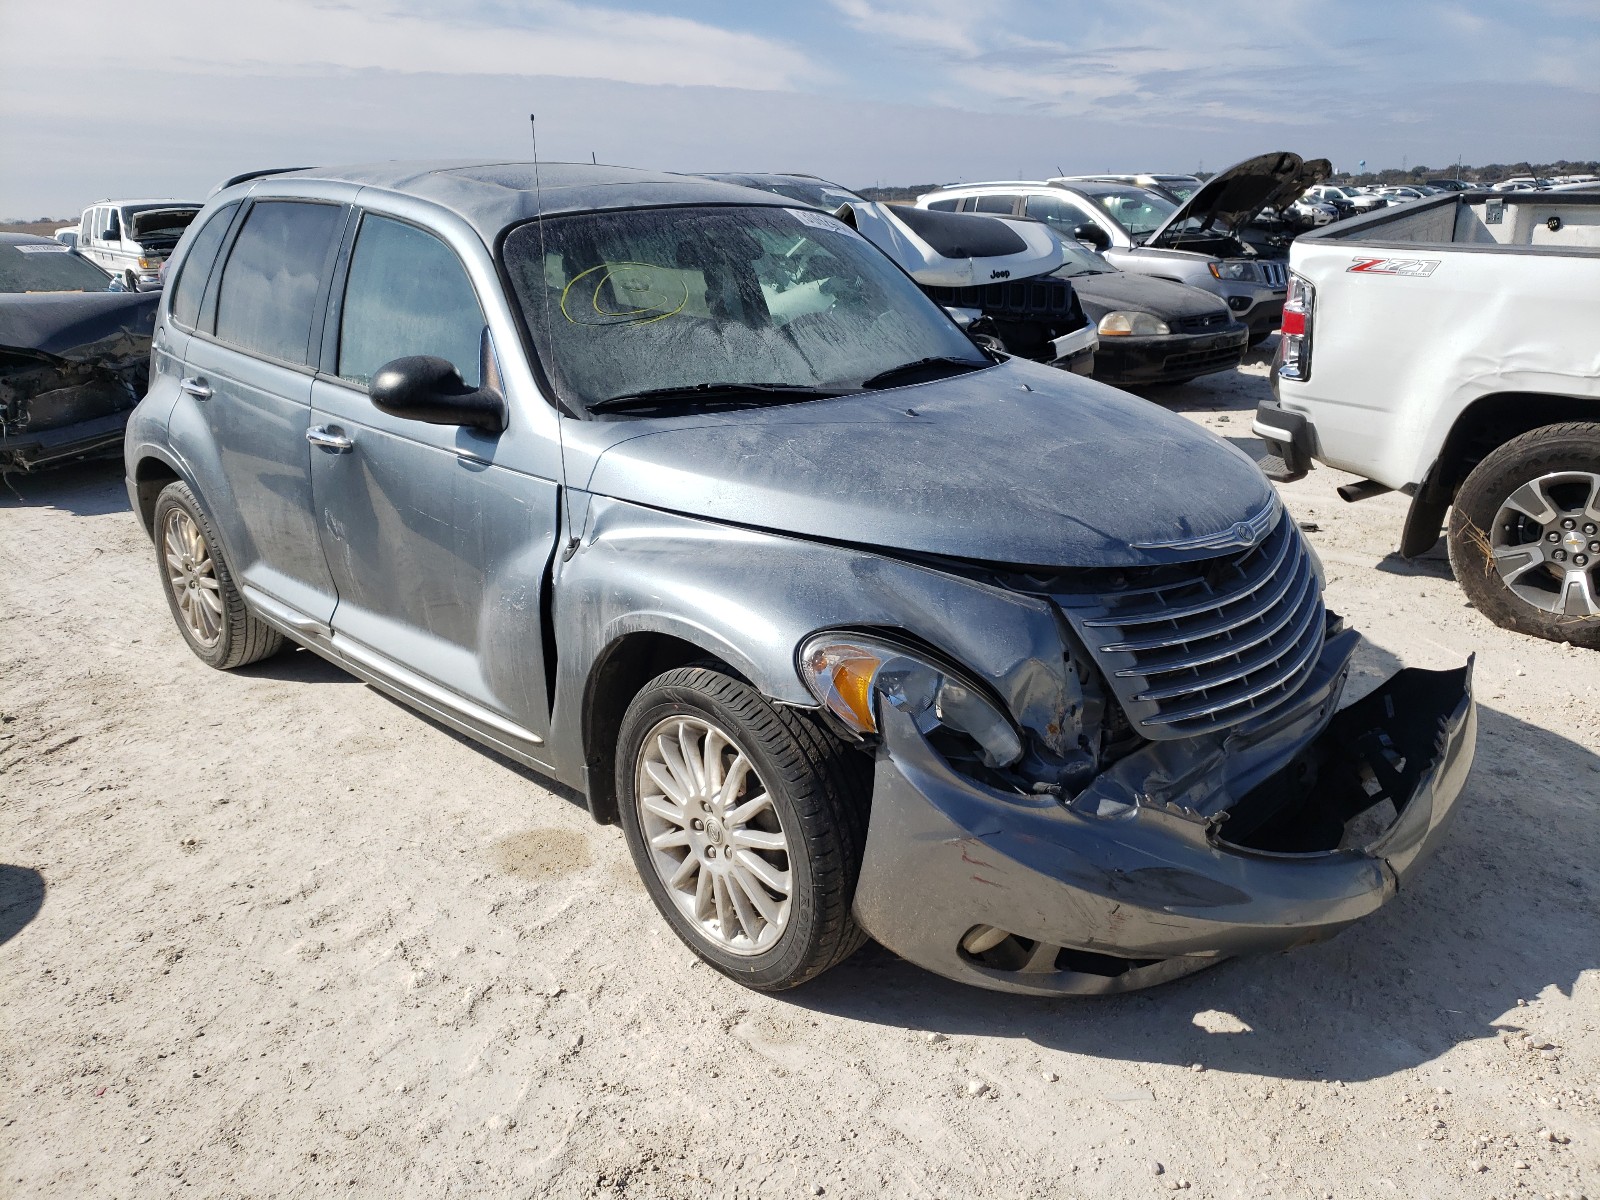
<box><xmin>209</xmin><ymin>167</ymin><xmax>312</xmax><ymax>197</ymax></box>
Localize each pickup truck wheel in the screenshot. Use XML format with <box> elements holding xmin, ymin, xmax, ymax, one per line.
<box><xmin>1448</xmin><ymin>422</ymin><xmax>1600</xmax><ymax>648</ymax></box>
<box><xmin>616</xmin><ymin>666</ymin><xmax>870</xmax><ymax>991</ymax></box>
<box><xmin>152</xmin><ymin>481</ymin><xmax>285</xmax><ymax>669</ymax></box>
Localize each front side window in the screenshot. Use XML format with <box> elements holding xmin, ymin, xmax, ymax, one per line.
<box><xmin>169</xmin><ymin>203</ymin><xmax>238</xmax><ymax>329</ymax></box>
<box><xmin>338</xmin><ymin>215</ymin><xmax>485</xmax><ymax>388</ymax></box>
<box><xmin>502</xmin><ymin>205</ymin><xmax>988</xmax><ymax>414</ymax></box>
<box><xmin>213</xmin><ymin>200</ymin><xmax>342</xmax><ymax>366</ymax></box>
<box><xmin>1023</xmin><ymin>197</ymin><xmax>1112</xmax><ymax>276</ymax></box>
<box><xmin>1087</xmin><ymin>187</ymin><xmax>1176</xmax><ymax>238</ymax></box>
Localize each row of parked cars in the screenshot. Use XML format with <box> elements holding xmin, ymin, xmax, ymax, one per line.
<box><xmin>7</xmin><ymin>152</ymin><xmax>1331</xmax><ymax>476</ymax></box>
<box><xmin>8</xmin><ymin>152</ymin><xmax>1592</xmax><ymax>1001</ymax></box>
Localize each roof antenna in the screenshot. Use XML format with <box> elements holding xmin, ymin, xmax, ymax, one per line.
<box><xmin>529</xmin><ymin>114</ymin><xmax>565</xmax><ymax>412</ymax></box>
<box><xmin>591</xmin><ymin>151</ymin><xmax>597</xmax><ymax>165</ymax></box>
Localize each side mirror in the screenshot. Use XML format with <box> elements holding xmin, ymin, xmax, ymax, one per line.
<box><xmin>1072</xmin><ymin>223</ymin><xmax>1110</xmax><ymax>250</ymax></box>
<box><xmin>104</xmin><ymin>227</ymin><xmax>121</xmax><ymax>243</ymax></box>
<box><xmin>369</xmin><ymin>355</ymin><xmax>507</xmax><ymax>433</ymax></box>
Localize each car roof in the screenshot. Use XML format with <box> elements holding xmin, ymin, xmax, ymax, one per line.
<box><xmin>226</xmin><ymin>160</ymin><xmax>792</xmax><ymax>244</ymax></box>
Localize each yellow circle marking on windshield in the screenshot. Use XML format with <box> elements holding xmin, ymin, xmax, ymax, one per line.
<box><xmin>560</xmin><ymin>262</ymin><xmax>689</xmax><ymax>327</ymax></box>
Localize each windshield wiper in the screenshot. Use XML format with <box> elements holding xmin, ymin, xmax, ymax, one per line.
<box><xmin>588</xmin><ymin>382</ymin><xmax>847</xmax><ymax>414</ymax></box>
<box><xmin>859</xmin><ymin>356</ymin><xmax>990</xmax><ymax>390</ymax></box>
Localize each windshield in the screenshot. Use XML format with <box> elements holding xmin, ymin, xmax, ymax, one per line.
<box><xmin>1051</xmin><ymin>239</ymin><xmax>1112</xmax><ymax>277</ymax></box>
<box><xmin>1158</xmin><ymin>181</ymin><xmax>1200</xmax><ymax>202</ymax></box>
<box><xmin>758</xmin><ymin>180</ymin><xmax>865</xmax><ymax>211</ymax></box>
<box><xmin>0</xmin><ymin>242</ymin><xmax>112</xmax><ymax>292</ymax></box>
<box><xmin>503</xmin><ymin>205</ymin><xmax>988</xmax><ymax>414</ymax></box>
<box><xmin>1086</xmin><ymin>187</ymin><xmax>1177</xmax><ymax>238</ymax></box>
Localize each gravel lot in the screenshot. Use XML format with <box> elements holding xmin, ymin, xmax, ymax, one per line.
<box><xmin>3</xmin><ymin>347</ymin><xmax>1597</xmax><ymax>1199</ymax></box>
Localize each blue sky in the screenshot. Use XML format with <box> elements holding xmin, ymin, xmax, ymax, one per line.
<box><xmin>3</xmin><ymin>0</ymin><xmax>1597</xmax><ymax>215</ymax></box>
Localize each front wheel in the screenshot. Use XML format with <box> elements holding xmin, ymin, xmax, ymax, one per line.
<box><xmin>1447</xmin><ymin>422</ymin><xmax>1600</xmax><ymax>648</ymax></box>
<box><xmin>152</xmin><ymin>481</ymin><xmax>285</xmax><ymax>668</ymax></box>
<box><xmin>616</xmin><ymin>667</ymin><xmax>869</xmax><ymax>991</ymax></box>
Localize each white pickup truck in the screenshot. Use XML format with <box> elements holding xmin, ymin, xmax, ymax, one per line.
<box><xmin>1254</xmin><ymin>188</ymin><xmax>1600</xmax><ymax>647</ymax></box>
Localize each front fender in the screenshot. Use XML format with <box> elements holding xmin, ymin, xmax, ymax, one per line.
<box><xmin>547</xmin><ymin>496</ymin><xmax>1078</xmax><ymax>802</ymax></box>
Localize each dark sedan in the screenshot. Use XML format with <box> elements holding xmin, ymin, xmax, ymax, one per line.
<box><xmin>1055</xmin><ymin>240</ymin><xmax>1249</xmax><ymax>386</ymax></box>
<box><xmin>1</xmin><ymin>232</ymin><xmax>159</xmax><ymax>471</ymax></box>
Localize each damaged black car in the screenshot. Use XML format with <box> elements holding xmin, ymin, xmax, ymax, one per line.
<box><xmin>1</xmin><ymin>233</ymin><xmax>158</xmax><ymax>472</ymax></box>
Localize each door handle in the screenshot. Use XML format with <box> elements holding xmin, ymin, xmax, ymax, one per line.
<box><xmin>306</xmin><ymin>425</ymin><xmax>353</xmax><ymax>453</ymax></box>
<box><xmin>180</xmin><ymin>377</ymin><xmax>212</xmax><ymax>400</ymax></box>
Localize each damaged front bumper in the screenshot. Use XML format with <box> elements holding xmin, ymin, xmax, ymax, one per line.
<box><xmin>1093</xmin><ymin>325</ymin><xmax>1249</xmax><ymax>386</ymax></box>
<box><xmin>852</xmin><ymin>632</ymin><xmax>1476</xmax><ymax>995</ymax></box>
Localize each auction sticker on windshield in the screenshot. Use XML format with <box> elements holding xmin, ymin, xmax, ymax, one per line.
<box><xmin>14</xmin><ymin>244</ymin><xmax>71</xmax><ymax>254</ymax></box>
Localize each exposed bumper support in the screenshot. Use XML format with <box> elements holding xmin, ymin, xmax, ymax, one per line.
<box><xmin>852</xmin><ymin>640</ymin><xmax>1476</xmax><ymax>996</ymax></box>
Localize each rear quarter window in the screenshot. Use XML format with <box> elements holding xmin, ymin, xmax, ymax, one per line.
<box><xmin>213</xmin><ymin>201</ymin><xmax>343</xmax><ymax>366</ymax></box>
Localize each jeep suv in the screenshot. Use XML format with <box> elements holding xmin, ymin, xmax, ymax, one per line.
<box><xmin>126</xmin><ymin>161</ymin><xmax>1475</xmax><ymax>996</ymax></box>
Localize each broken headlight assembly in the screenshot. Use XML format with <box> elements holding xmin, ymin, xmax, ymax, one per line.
<box><xmin>1097</xmin><ymin>311</ymin><xmax>1170</xmax><ymax>337</ymax></box>
<box><xmin>797</xmin><ymin>634</ymin><xmax>1024</xmax><ymax>768</ymax></box>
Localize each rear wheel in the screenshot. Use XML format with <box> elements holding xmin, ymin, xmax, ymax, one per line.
<box><xmin>616</xmin><ymin>666</ymin><xmax>869</xmax><ymax>991</ymax></box>
<box><xmin>1447</xmin><ymin>422</ymin><xmax>1600</xmax><ymax>648</ymax></box>
<box><xmin>152</xmin><ymin>481</ymin><xmax>284</xmax><ymax>668</ymax></box>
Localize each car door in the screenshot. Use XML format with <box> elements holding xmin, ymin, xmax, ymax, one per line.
<box><xmin>308</xmin><ymin>210</ymin><xmax>561</xmax><ymax>751</ymax></box>
<box><xmin>176</xmin><ymin>197</ymin><xmax>346</xmax><ymax>628</ymax></box>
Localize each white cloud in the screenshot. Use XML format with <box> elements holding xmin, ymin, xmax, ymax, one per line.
<box><xmin>829</xmin><ymin>0</ymin><xmax>998</xmax><ymax>55</ymax></box>
<box><xmin>2</xmin><ymin>0</ymin><xmax>817</xmax><ymax>92</ymax></box>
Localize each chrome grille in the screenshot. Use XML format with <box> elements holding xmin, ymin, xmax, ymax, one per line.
<box><xmin>1055</xmin><ymin>514</ymin><xmax>1325</xmax><ymax>738</ymax></box>
<box><xmin>1259</xmin><ymin>260</ymin><xmax>1288</xmax><ymax>289</ymax></box>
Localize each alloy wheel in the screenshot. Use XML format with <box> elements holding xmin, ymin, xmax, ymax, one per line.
<box><xmin>1490</xmin><ymin>470</ymin><xmax>1600</xmax><ymax>618</ymax></box>
<box><xmin>634</xmin><ymin>715</ymin><xmax>792</xmax><ymax>956</ymax></box>
<box><xmin>163</xmin><ymin>508</ymin><xmax>223</xmax><ymax>646</ymax></box>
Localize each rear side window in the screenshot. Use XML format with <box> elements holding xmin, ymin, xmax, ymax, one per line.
<box><xmin>169</xmin><ymin>203</ymin><xmax>238</xmax><ymax>330</ymax></box>
<box><xmin>974</xmin><ymin>194</ymin><xmax>1016</xmax><ymax>214</ymax></box>
<box><xmin>214</xmin><ymin>201</ymin><xmax>342</xmax><ymax>366</ymax></box>
<box><xmin>337</xmin><ymin>215</ymin><xmax>485</xmax><ymax>388</ymax></box>
<box><xmin>925</xmin><ymin>198</ymin><xmax>959</xmax><ymax>212</ymax></box>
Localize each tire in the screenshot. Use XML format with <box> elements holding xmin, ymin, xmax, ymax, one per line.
<box><xmin>616</xmin><ymin>666</ymin><xmax>870</xmax><ymax>991</ymax></box>
<box><xmin>152</xmin><ymin>481</ymin><xmax>284</xmax><ymax>669</ymax></box>
<box><xmin>1447</xmin><ymin>422</ymin><xmax>1600</xmax><ymax>648</ymax></box>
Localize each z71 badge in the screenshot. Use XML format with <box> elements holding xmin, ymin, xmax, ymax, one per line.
<box><xmin>1347</xmin><ymin>256</ymin><xmax>1441</xmax><ymax>277</ymax></box>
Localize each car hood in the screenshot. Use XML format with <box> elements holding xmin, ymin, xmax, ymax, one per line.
<box><xmin>1146</xmin><ymin>152</ymin><xmax>1332</xmax><ymax>248</ymax></box>
<box><xmin>835</xmin><ymin>201</ymin><xmax>1065</xmax><ymax>289</ymax></box>
<box><xmin>566</xmin><ymin>357</ymin><xmax>1275</xmax><ymax>569</ymax></box>
<box><xmin>128</xmin><ymin>208</ymin><xmax>200</xmax><ymax>242</ymax></box>
<box><xmin>1068</xmin><ymin>271</ymin><xmax>1228</xmax><ymax>321</ymax></box>
<box><xmin>0</xmin><ymin>291</ymin><xmax>158</xmax><ymax>359</ymax></box>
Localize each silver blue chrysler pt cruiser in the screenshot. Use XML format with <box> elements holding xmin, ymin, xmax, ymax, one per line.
<box><xmin>125</xmin><ymin>162</ymin><xmax>1477</xmax><ymax>995</ymax></box>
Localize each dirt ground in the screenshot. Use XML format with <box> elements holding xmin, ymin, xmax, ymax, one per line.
<box><xmin>3</xmin><ymin>346</ymin><xmax>1597</xmax><ymax>1199</ymax></box>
